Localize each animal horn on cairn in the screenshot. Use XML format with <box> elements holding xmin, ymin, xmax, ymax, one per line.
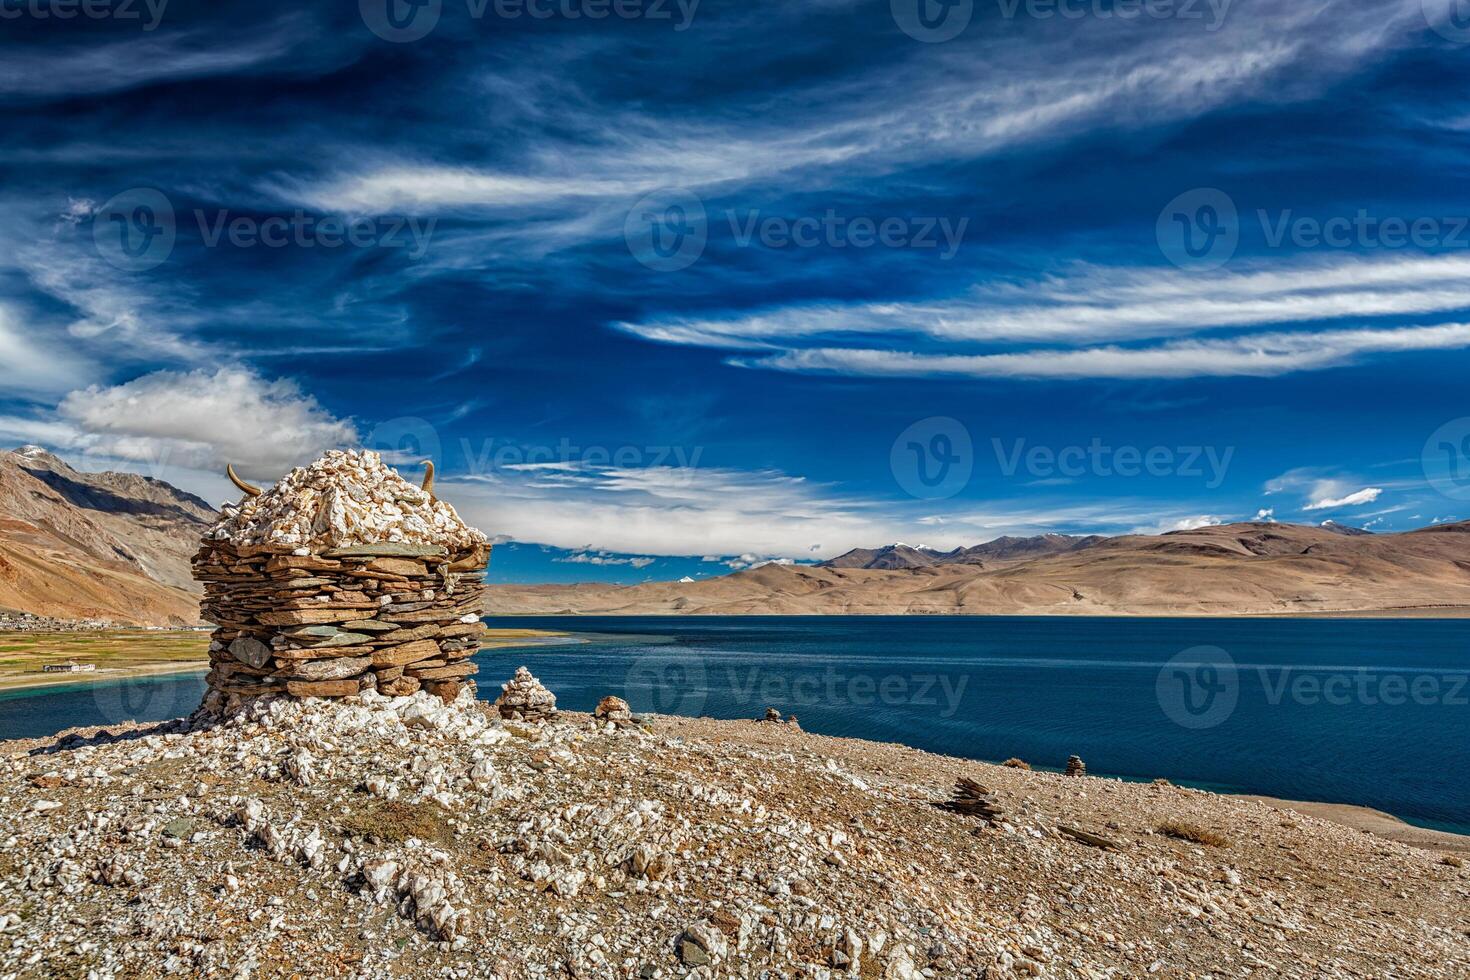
<box><xmin>226</xmin><ymin>463</ymin><xmax>262</xmax><ymax>497</ymax></box>
<box><xmin>421</xmin><ymin>460</ymin><xmax>435</xmax><ymax>500</ymax></box>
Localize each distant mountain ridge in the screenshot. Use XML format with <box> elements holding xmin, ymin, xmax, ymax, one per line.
<box><xmin>0</xmin><ymin>446</ymin><xmax>214</xmax><ymax>625</ymax></box>
<box><xmin>821</xmin><ymin>533</ymin><xmax>1106</xmax><ymax>570</ymax></box>
<box><xmin>492</xmin><ymin>521</ymin><xmax>1470</xmax><ymax>617</ymax></box>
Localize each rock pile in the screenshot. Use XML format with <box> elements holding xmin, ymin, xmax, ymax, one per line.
<box><xmin>1066</xmin><ymin>755</ymin><xmax>1087</xmax><ymax>777</ymax></box>
<box><xmin>593</xmin><ymin>695</ymin><xmax>633</xmax><ymax>726</ymax></box>
<box><xmin>193</xmin><ymin>451</ymin><xmax>491</xmax><ymax>710</ymax></box>
<box><xmin>942</xmin><ymin>777</ymin><xmax>1005</xmax><ymax>824</ymax></box>
<box><xmin>494</xmin><ymin>666</ymin><xmax>557</xmax><ymax>721</ymax></box>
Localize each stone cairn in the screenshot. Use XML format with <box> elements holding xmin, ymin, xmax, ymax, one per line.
<box><xmin>494</xmin><ymin>666</ymin><xmax>557</xmax><ymax>722</ymax></box>
<box><xmin>1066</xmin><ymin>755</ymin><xmax>1088</xmax><ymax>778</ymax></box>
<box><xmin>193</xmin><ymin>450</ymin><xmax>491</xmax><ymax>713</ymax></box>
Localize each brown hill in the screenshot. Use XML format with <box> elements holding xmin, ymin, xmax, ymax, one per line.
<box><xmin>490</xmin><ymin>522</ymin><xmax>1470</xmax><ymax>617</ymax></box>
<box><xmin>0</xmin><ymin>446</ymin><xmax>215</xmax><ymax>625</ymax></box>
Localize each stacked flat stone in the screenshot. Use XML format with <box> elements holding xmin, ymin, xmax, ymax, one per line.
<box><xmin>193</xmin><ymin>450</ymin><xmax>491</xmax><ymax>711</ymax></box>
<box><xmin>494</xmin><ymin>666</ymin><xmax>557</xmax><ymax>722</ymax></box>
<box><xmin>942</xmin><ymin>777</ymin><xmax>1005</xmax><ymax>824</ymax></box>
<box><xmin>1066</xmin><ymin>755</ymin><xmax>1088</xmax><ymax>778</ymax></box>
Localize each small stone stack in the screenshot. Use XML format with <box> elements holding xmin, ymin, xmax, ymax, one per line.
<box><xmin>593</xmin><ymin>695</ymin><xmax>632</xmax><ymax>726</ymax></box>
<box><xmin>494</xmin><ymin>666</ymin><xmax>557</xmax><ymax>722</ymax></box>
<box><xmin>1066</xmin><ymin>755</ymin><xmax>1088</xmax><ymax>778</ymax></box>
<box><xmin>193</xmin><ymin>451</ymin><xmax>491</xmax><ymax>712</ymax></box>
<box><xmin>942</xmin><ymin>777</ymin><xmax>1005</xmax><ymax>824</ymax></box>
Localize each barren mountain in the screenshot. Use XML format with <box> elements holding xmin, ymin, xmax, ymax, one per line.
<box><xmin>0</xmin><ymin>446</ymin><xmax>216</xmax><ymax>625</ymax></box>
<box><xmin>490</xmin><ymin>521</ymin><xmax>1470</xmax><ymax>617</ymax></box>
<box><xmin>822</xmin><ymin>534</ymin><xmax>1105</xmax><ymax>570</ymax></box>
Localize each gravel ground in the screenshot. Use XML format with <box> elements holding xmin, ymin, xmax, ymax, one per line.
<box><xmin>1</xmin><ymin>688</ymin><xmax>1466</xmax><ymax>979</ymax></box>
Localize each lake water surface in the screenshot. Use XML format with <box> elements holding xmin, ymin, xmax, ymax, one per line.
<box><xmin>4</xmin><ymin>616</ymin><xmax>1467</xmax><ymax>834</ymax></box>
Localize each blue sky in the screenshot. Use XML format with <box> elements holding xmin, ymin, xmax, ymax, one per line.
<box><xmin>4</xmin><ymin>0</ymin><xmax>1470</xmax><ymax>583</ymax></box>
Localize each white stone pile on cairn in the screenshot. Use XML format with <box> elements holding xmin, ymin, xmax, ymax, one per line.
<box><xmin>193</xmin><ymin>450</ymin><xmax>491</xmax><ymax>712</ymax></box>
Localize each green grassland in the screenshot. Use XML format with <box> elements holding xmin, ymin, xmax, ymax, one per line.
<box><xmin>0</xmin><ymin>627</ymin><xmax>564</xmax><ymax>692</ymax></box>
<box><xmin>0</xmin><ymin>630</ymin><xmax>210</xmax><ymax>690</ymax></box>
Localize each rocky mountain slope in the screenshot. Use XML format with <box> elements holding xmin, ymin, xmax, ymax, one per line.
<box><xmin>491</xmin><ymin>522</ymin><xmax>1470</xmax><ymax>616</ymax></box>
<box><xmin>822</xmin><ymin>534</ymin><xmax>1106</xmax><ymax>570</ymax></box>
<box><xmin>0</xmin><ymin>446</ymin><xmax>216</xmax><ymax>626</ymax></box>
<box><xmin>2</xmin><ymin>692</ymin><xmax>1465</xmax><ymax>978</ymax></box>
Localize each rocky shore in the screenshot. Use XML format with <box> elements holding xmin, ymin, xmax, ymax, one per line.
<box><xmin>2</xmin><ymin>690</ymin><xmax>1466</xmax><ymax>979</ymax></box>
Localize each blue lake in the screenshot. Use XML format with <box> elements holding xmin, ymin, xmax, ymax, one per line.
<box><xmin>3</xmin><ymin>616</ymin><xmax>1467</xmax><ymax>834</ymax></box>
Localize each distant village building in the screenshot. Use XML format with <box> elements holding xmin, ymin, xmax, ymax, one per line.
<box><xmin>42</xmin><ymin>662</ymin><xmax>97</xmax><ymax>673</ymax></box>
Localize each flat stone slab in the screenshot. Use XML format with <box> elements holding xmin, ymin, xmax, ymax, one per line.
<box><xmin>321</xmin><ymin>544</ymin><xmax>447</xmax><ymax>559</ymax></box>
<box><xmin>371</xmin><ymin>638</ymin><xmax>441</xmax><ymax>668</ymax></box>
<box><xmin>277</xmin><ymin>655</ymin><xmax>372</xmax><ymax>682</ymax></box>
<box><xmin>339</xmin><ymin>620</ymin><xmax>400</xmax><ymax>633</ymax></box>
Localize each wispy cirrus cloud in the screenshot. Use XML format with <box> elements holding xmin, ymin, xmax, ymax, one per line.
<box><xmin>739</xmin><ymin>321</ymin><xmax>1470</xmax><ymax>380</ymax></box>
<box><xmin>279</xmin><ymin>0</ymin><xmax>1413</xmax><ymax>219</ymax></box>
<box><xmin>614</xmin><ymin>252</ymin><xmax>1470</xmax><ymax>380</ymax></box>
<box><xmin>621</xmin><ymin>254</ymin><xmax>1470</xmax><ymax>348</ymax></box>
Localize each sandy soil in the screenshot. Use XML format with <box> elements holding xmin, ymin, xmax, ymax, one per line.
<box><xmin>1231</xmin><ymin>795</ymin><xmax>1470</xmax><ymax>854</ymax></box>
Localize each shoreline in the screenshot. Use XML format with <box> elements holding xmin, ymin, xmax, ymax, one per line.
<box><xmin>2</xmin><ymin>626</ymin><xmax>1464</xmax><ymax>853</ymax></box>
<box><xmin>0</xmin><ymin>628</ymin><xmax>571</xmax><ymax>694</ymax></box>
<box><xmin>1229</xmin><ymin>794</ymin><xmax>1470</xmax><ymax>853</ymax></box>
<box><xmin>3</xmin><ymin>702</ymin><xmax>1465</xmax><ymax>855</ymax></box>
<box><xmin>0</xmin><ymin>660</ymin><xmax>209</xmax><ymax>695</ymax></box>
<box><xmin>486</xmin><ymin>606</ymin><xmax>1470</xmax><ymax>619</ymax></box>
